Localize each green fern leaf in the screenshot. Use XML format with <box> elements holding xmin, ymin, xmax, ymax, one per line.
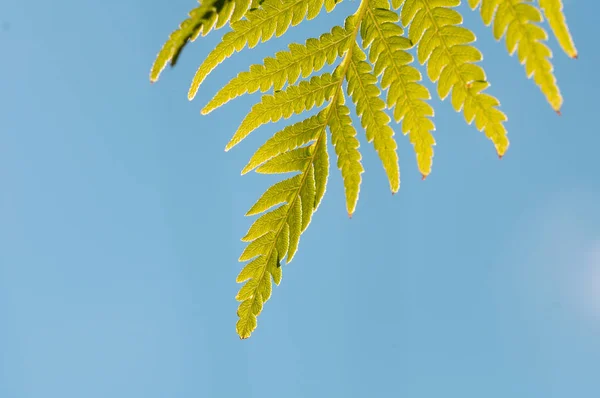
<box><xmin>150</xmin><ymin>0</ymin><xmax>252</xmax><ymax>82</ymax></box>
<box><xmin>346</xmin><ymin>44</ymin><xmax>400</xmax><ymax>192</ymax></box>
<box><xmin>226</xmin><ymin>73</ymin><xmax>340</xmax><ymax>151</ymax></box>
<box><xmin>256</xmin><ymin>146</ymin><xmax>313</xmax><ymax>174</ymax></box>
<box><xmin>469</xmin><ymin>0</ymin><xmax>563</xmax><ymax>112</ymax></box>
<box><xmin>152</xmin><ymin>0</ymin><xmax>577</xmax><ymax>339</ymax></box>
<box><xmin>312</xmin><ymin>125</ymin><xmax>330</xmax><ymax>210</ymax></box>
<box><xmin>203</xmin><ymin>24</ymin><xmax>353</xmax><ymax>114</ymax></box>
<box><xmin>329</xmin><ymin>97</ymin><xmax>364</xmax><ymax>216</ymax></box>
<box><xmin>246</xmin><ymin>174</ymin><xmax>303</xmax><ymax>215</ymax></box>
<box><xmin>236</xmin><ymin>118</ymin><xmax>329</xmax><ymax>338</ymax></box>
<box><xmin>396</xmin><ymin>0</ymin><xmax>509</xmax><ymax>157</ymax></box>
<box><xmin>188</xmin><ymin>0</ymin><xmax>341</xmax><ymax>100</ymax></box>
<box><xmin>235</xmin><ymin>252</ymin><xmax>275</xmax><ymax>338</ymax></box>
<box><xmin>242</xmin><ymin>112</ymin><xmax>327</xmax><ymax>174</ymax></box>
<box><xmin>539</xmin><ymin>0</ymin><xmax>577</xmax><ymax>58</ymax></box>
<box><xmin>242</xmin><ymin>204</ymin><xmax>288</xmax><ymax>242</ymax></box>
<box><xmin>362</xmin><ymin>0</ymin><xmax>435</xmax><ymax>178</ymax></box>
<box><xmin>299</xmin><ymin>163</ymin><xmax>317</xmax><ymax>232</ymax></box>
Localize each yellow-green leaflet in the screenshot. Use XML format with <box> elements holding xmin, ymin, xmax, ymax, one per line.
<box><xmin>226</xmin><ymin>73</ymin><xmax>339</xmax><ymax>151</ymax></box>
<box><xmin>203</xmin><ymin>23</ymin><xmax>354</xmax><ymax>114</ymax></box>
<box><xmin>151</xmin><ymin>0</ymin><xmax>577</xmax><ymax>338</ymax></box>
<box><xmin>328</xmin><ymin>97</ymin><xmax>364</xmax><ymax>216</ymax></box>
<box><xmin>469</xmin><ymin>0</ymin><xmax>564</xmax><ymax>112</ymax></box>
<box><xmin>242</xmin><ymin>113</ymin><xmax>327</xmax><ymax>175</ymax></box>
<box><xmin>396</xmin><ymin>0</ymin><xmax>509</xmax><ymax>157</ymax></box>
<box><xmin>539</xmin><ymin>0</ymin><xmax>577</xmax><ymax>59</ymax></box>
<box><xmin>346</xmin><ymin>45</ymin><xmax>400</xmax><ymax>192</ymax></box>
<box><xmin>362</xmin><ymin>0</ymin><xmax>434</xmax><ymax>178</ymax></box>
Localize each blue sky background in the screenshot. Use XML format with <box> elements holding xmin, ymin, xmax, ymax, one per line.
<box><xmin>1</xmin><ymin>1</ymin><xmax>599</xmax><ymax>397</ymax></box>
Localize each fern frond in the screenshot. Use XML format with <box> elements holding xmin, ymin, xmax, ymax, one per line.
<box><xmin>203</xmin><ymin>24</ymin><xmax>353</xmax><ymax>114</ymax></box>
<box><xmin>396</xmin><ymin>0</ymin><xmax>509</xmax><ymax>157</ymax></box>
<box><xmin>150</xmin><ymin>0</ymin><xmax>252</xmax><ymax>82</ymax></box>
<box><xmin>539</xmin><ymin>0</ymin><xmax>577</xmax><ymax>58</ymax></box>
<box><xmin>362</xmin><ymin>0</ymin><xmax>435</xmax><ymax>178</ymax></box>
<box><xmin>152</xmin><ymin>0</ymin><xmax>578</xmax><ymax>339</ymax></box>
<box><xmin>469</xmin><ymin>0</ymin><xmax>562</xmax><ymax>112</ymax></box>
<box><xmin>226</xmin><ymin>72</ymin><xmax>340</xmax><ymax>151</ymax></box>
<box><xmin>188</xmin><ymin>0</ymin><xmax>341</xmax><ymax>100</ymax></box>
<box><xmin>346</xmin><ymin>44</ymin><xmax>400</xmax><ymax>192</ymax></box>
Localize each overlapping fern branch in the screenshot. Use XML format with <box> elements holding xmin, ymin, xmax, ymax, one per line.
<box><xmin>150</xmin><ymin>0</ymin><xmax>252</xmax><ymax>82</ymax></box>
<box><xmin>150</xmin><ymin>0</ymin><xmax>577</xmax><ymax>338</ymax></box>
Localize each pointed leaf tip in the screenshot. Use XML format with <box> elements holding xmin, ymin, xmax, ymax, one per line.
<box><xmin>224</xmin><ymin>140</ymin><xmax>236</xmax><ymax>152</ymax></box>
<box><xmin>421</xmin><ymin>174</ymin><xmax>427</xmax><ymax>181</ymax></box>
<box><xmin>556</xmin><ymin>110</ymin><xmax>562</xmax><ymax>116</ymax></box>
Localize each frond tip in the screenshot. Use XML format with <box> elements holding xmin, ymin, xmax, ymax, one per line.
<box><xmin>235</xmin><ymin>114</ymin><xmax>329</xmax><ymax>338</ymax></box>
<box><xmin>539</xmin><ymin>0</ymin><xmax>577</xmax><ymax>59</ymax></box>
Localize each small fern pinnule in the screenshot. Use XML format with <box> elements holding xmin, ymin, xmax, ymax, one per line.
<box><xmin>151</xmin><ymin>0</ymin><xmax>578</xmax><ymax>338</ymax></box>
